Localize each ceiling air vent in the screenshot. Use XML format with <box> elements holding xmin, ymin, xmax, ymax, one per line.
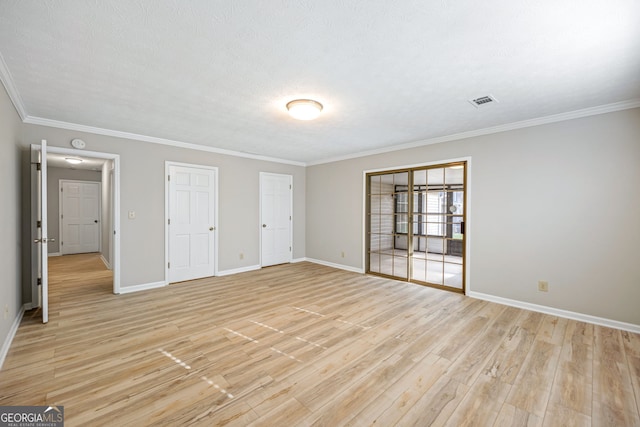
<box><xmin>469</xmin><ymin>95</ymin><xmax>498</xmax><ymax>108</ymax></box>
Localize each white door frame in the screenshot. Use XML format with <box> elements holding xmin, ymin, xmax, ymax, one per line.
<box><xmin>59</xmin><ymin>179</ymin><xmax>102</xmax><ymax>255</ymax></box>
<box><xmin>259</xmin><ymin>172</ymin><xmax>293</xmax><ymax>267</ymax></box>
<box><xmin>40</xmin><ymin>144</ymin><xmax>121</xmax><ymax>294</ymax></box>
<box><xmin>165</xmin><ymin>161</ymin><xmax>219</xmax><ymax>283</ymax></box>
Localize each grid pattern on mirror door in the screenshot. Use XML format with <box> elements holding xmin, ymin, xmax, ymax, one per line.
<box><xmin>368</xmin><ymin>172</ymin><xmax>409</xmax><ymax>279</ymax></box>
<box><xmin>367</xmin><ymin>163</ymin><xmax>465</xmax><ymax>292</ymax></box>
<box><xmin>410</xmin><ymin>166</ymin><xmax>464</xmax><ymax>290</ymax></box>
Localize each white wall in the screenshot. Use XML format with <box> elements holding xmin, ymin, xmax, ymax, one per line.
<box><xmin>307</xmin><ymin>108</ymin><xmax>640</xmax><ymax>325</ymax></box>
<box><xmin>0</xmin><ymin>83</ymin><xmax>23</xmax><ymax>358</ymax></box>
<box><xmin>19</xmin><ymin>124</ymin><xmax>306</xmax><ymax>291</ymax></box>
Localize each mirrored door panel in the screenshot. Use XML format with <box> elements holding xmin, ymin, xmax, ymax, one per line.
<box><xmin>367</xmin><ymin>162</ymin><xmax>466</xmax><ymax>293</ymax></box>
<box><xmin>367</xmin><ymin>171</ymin><xmax>409</xmax><ymax>279</ymax></box>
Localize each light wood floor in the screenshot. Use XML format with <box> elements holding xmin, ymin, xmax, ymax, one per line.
<box><xmin>1</xmin><ymin>254</ymin><xmax>639</xmax><ymax>426</ymax></box>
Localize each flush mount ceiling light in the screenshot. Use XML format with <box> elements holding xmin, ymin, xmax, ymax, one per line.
<box><xmin>286</xmin><ymin>99</ymin><xmax>323</xmax><ymax>120</ymax></box>
<box><xmin>65</xmin><ymin>157</ymin><xmax>83</xmax><ymax>165</ymax></box>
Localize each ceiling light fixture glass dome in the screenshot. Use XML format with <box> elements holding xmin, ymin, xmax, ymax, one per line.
<box><xmin>286</xmin><ymin>99</ymin><xmax>323</xmax><ymax>120</ymax></box>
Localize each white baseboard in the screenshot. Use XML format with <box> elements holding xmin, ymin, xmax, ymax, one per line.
<box><xmin>291</xmin><ymin>257</ymin><xmax>306</xmax><ymax>264</ymax></box>
<box><xmin>468</xmin><ymin>291</ymin><xmax>640</xmax><ymax>334</ymax></box>
<box><xmin>305</xmin><ymin>258</ymin><xmax>364</xmax><ymax>274</ymax></box>
<box><xmin>48</xmin><ymin>252</ymin><xmax>62</xmax><ymax>257</ymax></box>
<box><xmin>0</xmin><ymin>305</ymin><xmax>25</xmax><ymax>370</ymax></box>
<box><xmin>117</xmin><ymin>281</ymin><xmax>166</xmax><ymax>294</ymax></box>
<box><xmin>100</xmin><ymin>254</ymin><xmax>111</xmax><ymax>270</ymax></box>
<box><xmin>217</xmin><ymin>265</ymin><xmax>261</xmax><ymax>277</ymax></box>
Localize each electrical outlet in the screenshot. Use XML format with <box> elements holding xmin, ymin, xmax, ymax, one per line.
<box><xmin>538</xmin><ymin>280</ymin><xmax>549</xmax><ymax>292</ymax></box>
<box><xmin>128</xmin><ymin>210</ymin><xmax>136</xmax><ymax>219</ymax></box>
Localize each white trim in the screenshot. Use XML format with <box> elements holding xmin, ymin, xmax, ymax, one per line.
<box><xmin>0</xmin><ymin>52</ymin><xmax>27</xmax><ymax>120</ymax></box>
<box><xmin>306</xmin><ymin>257</ymin><xmax>365</xmax><ymax>274</ymax></box>
<box><xmin>308</xmin><ymin>99</ymin><xmax>640</xmax><ymax>166</ymax></box>
<box><xmin>37</xmin><ymin>145</ymin><xmax>122</xmax><ymax>295</ymax></box>
<box><xmin>291</xmin><ymin>257</ymin><xmax>307</xmax><ymax>264</ymax></box>
<box><xmin>165</xmin><ymin>162</ymin><xmax>219</xmax><ymax>284</ymax></box>
<box><xmin>25</xmin><ymin>116</ymin><xmax>305</xmax><ymax>167</ymax></box>
<box><xmin>468</xmin><ymin>291</ymin><xmax>640</xmax><ymax>334</ymax></box>
<box><xmin>100</xmin><ymin>254</ymin><xmax>111</xmax><ymax>270</ymax></box>
<box><xmin>117</xmin><ymin>281</ymin><xmax>166</xmax><ymax>294</ymax></box>
<box><xmin>47</xmin><ymin>252</ymin><xmax>62</xmax><ymax>257</ymax></box>
<box><xmin>0</xmin><ymin>305</ymin><xmax>25</xmax><ymax>370</ymax></box>
<box><xmin>217</xmin><ymin>265</ymin><xmax>261</xmax><ymax>277</ymax></box>
<box><xmin>362</xmin><ymin>157</ymin><xmax>472</xmax><ymax>293</ymax></box>
<box><xmin>4</xmin><ymin>47</ymin><xmax>638</xmax><ymax>170</ymax></box>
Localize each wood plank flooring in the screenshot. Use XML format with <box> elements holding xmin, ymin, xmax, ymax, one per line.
<box><xmin>1</xmin><ymin>254</ymin><xmax>639</xmax><ymax>426</ymax></box>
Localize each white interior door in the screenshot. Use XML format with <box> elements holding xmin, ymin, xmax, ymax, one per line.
<box><xmin>31</xmin><ymin>140</ymin><xmax>49</xmax><ymax>323</ymax></box>
<box><xmin>261</xmin><ymin>173</ymin><xmax>292</xmax><ymax>267</ymax></box>
<box><xmin>60</xmin><ymin>181</ymin><xmax>101</xmax><ymax>254</ymax></box>
<box><xmin>168</xmin><ymin>165</ymin><xmax>217</xmax><ymax>283</ymax></box>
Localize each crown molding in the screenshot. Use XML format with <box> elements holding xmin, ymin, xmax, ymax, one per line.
<box><xmin>307</xmin><ymin>99</ymin><xmax>640</xmax><ymax>166</ymax></box>
<box><xmin>22</xmin><ymin>116</ymin><xmax>306</xmax><ymax>167</ymax></box>
<box><xmin>5</xmin><ymin>47</ymin><xmax>639</xmax><ymax>169</ymax></box>
<box><xmin>0</xmin><ymin>52</ymin><xmax>27</xmax><ymax>120</ymax></box>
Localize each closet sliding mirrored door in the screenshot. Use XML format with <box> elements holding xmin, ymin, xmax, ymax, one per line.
<box><xmin>366</xmin><ymin>162</ymin><xmax>466</xmax><ymax>293</ymax></box>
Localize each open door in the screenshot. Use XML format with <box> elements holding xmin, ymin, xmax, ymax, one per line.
<box><xmin>31</xmin><ymin>140</ymin><xmax>50</xmax><ymax>323</ymax></box>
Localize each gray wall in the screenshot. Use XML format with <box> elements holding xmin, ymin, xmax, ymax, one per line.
<box><xmin>307</xmin><ymin>108</ymin><xmax>640</xmax><ymax>325</ymax></box>
<box><xmin>46</xmin><ymin>167</ymin><xmax>102</xmax><ymax>254</ymax></box>
<box><xmin>0</xmin><ymin>83</ymin><xmax>23</xmax><ymax>354</ymax></box>
<box><xmin>19</xmin><ymin>124</ymin><xmax>306</xmax><ymax>290</ymax></box>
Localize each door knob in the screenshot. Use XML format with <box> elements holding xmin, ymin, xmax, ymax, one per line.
<box><xmin>209</xmin><ymin>227</ymin><xmax>215</xmax><ymax>231</ymax></box>
<box><xmin>94</xmin><ymin>220</ymin><xmax>99</xmax><ymax>223</ymax></box>
<box><xmin>262</xmin><ymin>224</ymin><xmax>267</xmax><ymax>228</ymax></box>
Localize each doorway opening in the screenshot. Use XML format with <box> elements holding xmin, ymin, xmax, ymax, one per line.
<box><xmin>30</xmin><ymin>142</ymin><xmax>120</xmax><ymax>323</ymax></box>
<box><xmin>366</xmin><ymin>161</ymin><xmax>467</xmax><ymax>293</ymax></box>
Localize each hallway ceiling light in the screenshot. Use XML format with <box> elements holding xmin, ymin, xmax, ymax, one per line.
<box><xmin>286</xmin><ymin>99</ymin><xmax>323</xmax><ymax>120</ymax></box>
<box><xmin>65</xmin><ymin>157</ymin><xmax>83</xmax><ymax>164</ymax></box>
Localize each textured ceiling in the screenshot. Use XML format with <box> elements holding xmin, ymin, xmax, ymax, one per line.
<box><xmin>1</xmin><ymin>0</ymin><xmax>639</xmax><ymax>165</ymax></box>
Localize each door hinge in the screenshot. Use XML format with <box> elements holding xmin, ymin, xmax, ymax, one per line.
<box><xmin>37</xmin><ymin>278</ymin><xmax>42</xmax><ymax>285</ymax></box>
<box><xmin>289</xmin><ymin>216</ymin><xmax>292</xmax><ymax>220</ymax></box>
<box><xmin>289</xmin><ymin>184</ymin><xmax>292</xmax><ymax>190</ymax></box>
<box><xmin>61</xmin><ymin>241</ymin><xmax>63</xmax><ymax>246</ymax></box>
<box><xmin>37</xmin><ymin>220</ymin><xmax>41</xmax><ymax>228</ymax></box>
<box><xmin>167</xmin><ymin>175</ymin><xmax>171</xmax><ymax>181</ymax></box>
<box><xmin>36</xmin><ymin>163</ymin><xmax>41</xmax><ymax>171</ymax></box>
<box><xmin>60</xmin><ymin>214</ymin><xmax>63</xmax><ymax>219</ymax></box>
<box><xmin>168</xmin><ymin>219</ymin><xmax>171</xmax><ymax>225</ymax></box>
<box><xmin>289</xmin><ymin>246</ymin><xmax>292</xmax><ymax>252</ymax></box>
<box><xmin>168</xmin><ymin>262</ymin><xmax>170</xmax><ymax>269</ymax></box>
